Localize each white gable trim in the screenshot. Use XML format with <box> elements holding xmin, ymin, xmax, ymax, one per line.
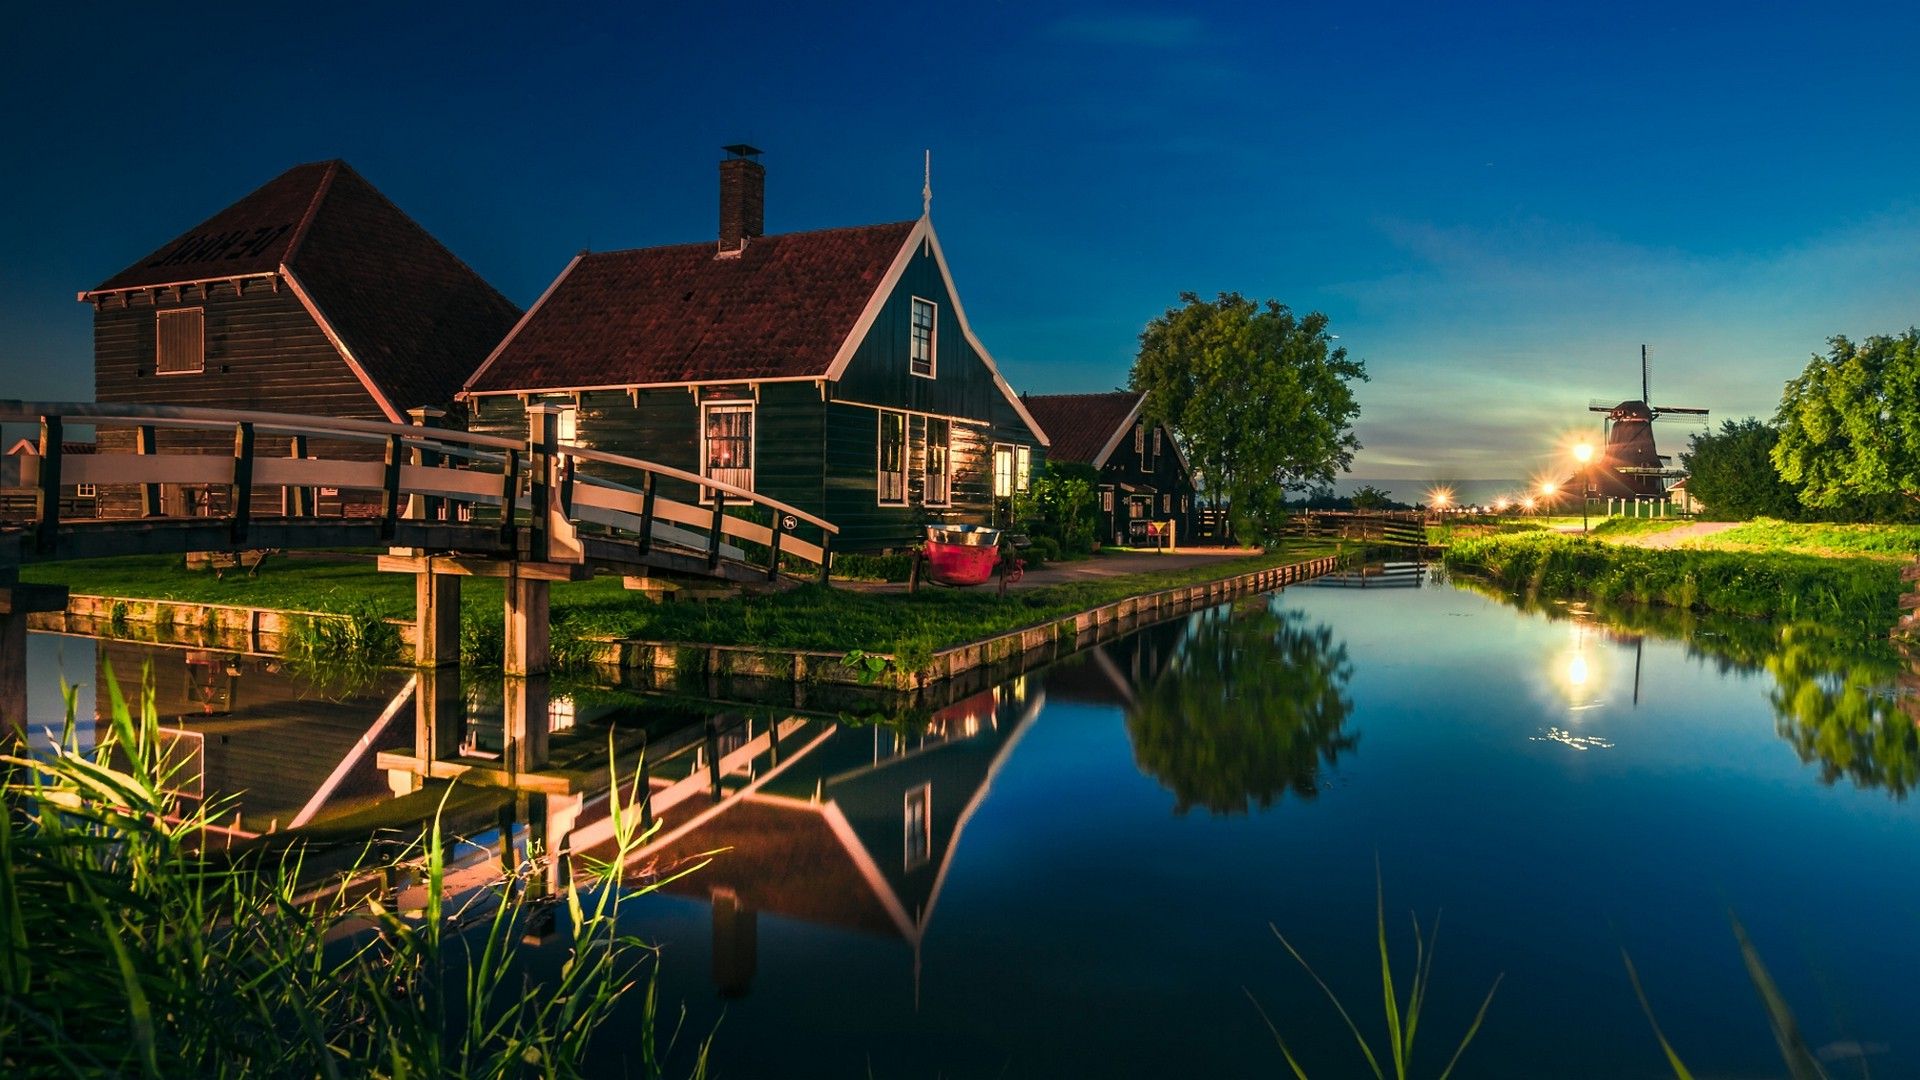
<box><xmin>1090</xmin><ymin>395</ymin><xmax>1145</xmax><ymax>469</ymax></box>
<box><xmin>458</xmin><ymin>252</ymin><xmax>585</xmax><ymax>399</ymax></box>
<box><xmin>822</xmin><ymin>218</ymin><xmax>1050</xmax><ymax>447</ymax></box>
<box><xmin>280</xmin><ymin>264</ymin><xmax>403</xmax><ymax>423</ymax></box>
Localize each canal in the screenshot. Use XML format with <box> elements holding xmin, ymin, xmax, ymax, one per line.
<box><xmin>20</xmin><ymin>574</ymin><xmax>1920</xmax><ymax>1077</ymax></box>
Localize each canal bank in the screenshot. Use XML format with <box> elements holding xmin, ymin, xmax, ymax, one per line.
<box><xmin>27</xmin><ymin>547</ymin><xmax>1352</xmax><ymax>691</ymax></box>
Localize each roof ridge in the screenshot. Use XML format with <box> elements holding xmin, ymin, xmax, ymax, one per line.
<box><xmin>280</xmin><ymin>160</ymin><xmax>340</xmax><ymax>265</ymax></box>
<box><xmin>586</xmin><ymin>218</ymin><xmax>918</xmax><ymax>260</ymax></box>
<box><xmin>299</xmin><ymin>161</ymin><xmax>518</xmax><ymax>313</ymax></box>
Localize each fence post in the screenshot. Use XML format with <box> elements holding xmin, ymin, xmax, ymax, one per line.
<box><xmin>525</xmin><ymin>404</ymin><xmax>563</xmax><ymax>564</ymax></box>
<box><xmin>407</xmin><ymin>407</ymin><xmax>446</xmax><ymax>524</ymax></box>
<box><xmin>817</xmin><ymin>532</ymin><xmax>833</xmax><ymax>587</ymax></box>
<box><xmin>637</xmin><ymin>472</ymin><xmax>656</xmax><ymax>554</ymax></box>
<box><xmin>707</xmin><ymin>487</ymin><xmax>725</xmax><ymax>570</ymax></box>
<box><xmin>379</xmin><ymin>434</ymin><xmax>404</xmax><ymax>541</ymax></box>
<box><xmin>287</xmin><ymin>434</ymin><xmax>310</xmax><ymax>517</ymax></box>
<box><xmin>34</xmin><ymin>415</ymin><xmax>61</xmax><ymax>554</ymax></box>
<box><xmin>136</xmin><ymin>424</ymin><xmax>161</xmax><ymax>517</ymax></box>
<box><xmin>767</xmin><ymin>514</ymin><xmax>784</xmax><ymax>582</ymax></box>
<box><xmin>229</xmin><ymin>421</ymin><xmax>254</xmax><ymax>545</ymax></box>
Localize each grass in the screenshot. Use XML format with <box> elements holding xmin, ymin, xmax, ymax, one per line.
<box><xmin>1441</xmin><ymin>531</ymin><xmax>1901</xmax><ymax>635</ymax></box>
<box><xmin>1700</xmin><ymin>518</ymin><xmax>1920</xmax><ymax>560</ymax></box>
<box><xmin>1</xmin><ymin>663</ymin><xmax>709</xmax><ymax>1077</ymax></box>
<box><xmin>22</xmin><ymin>544</ymin><xmax>1344</xmax><ymax>670</ymax></box>
<box><xmin>1586</xmin><ymin>517</ymin><xmax>1693</xmax><ymax>539</ymax></box>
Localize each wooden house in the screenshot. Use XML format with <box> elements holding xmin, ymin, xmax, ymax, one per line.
<box><xmin>457</xmin><ymin>147</ymin><xmax>1049</xmax><ymax>552</ymax></box>
<box><xmin>1020</xmin><ymin>391</ymin><xmax>1199</xmax><ymax>546</ymax></box>
<box><xmin>80</xmin><ymin>160</ymin><xmax>522</xmax><ymax>518</ymax></box>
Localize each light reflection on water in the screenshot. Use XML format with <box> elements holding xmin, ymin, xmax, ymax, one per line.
<box><xmin>21</xmin><ymin>575</ymin><xmax>1920</xmax><ymax>1078</ymax></box>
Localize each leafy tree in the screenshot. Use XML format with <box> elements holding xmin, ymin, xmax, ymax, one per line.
<box><xmin>1126</xmin><ymin>604</ymin><xmax>1357</xmax><ymax>815</ymax></box>
<box><xmin>1349</xmin><ymin>484</ymin><xmax>1395</xmax><ymax>511</ymax></box>
<box><xmin>1766</xmin><ymin>624</ymin><xmax>1918</xmax><ymax>798</ymax></box>
<box><xmin>1678</xmin><ymin>418</ymin><xmax>1801</xmax><ymax>521</ymax></box>
<box><xmin>1132</xmin><ymin>292</ymin><xmax>1367</xmax><ymax>543</ymax></box>
<box><xmin>1773</xmin><ymin>330</ymin><xmax>1920</xmax><ymax>512</ymax></box>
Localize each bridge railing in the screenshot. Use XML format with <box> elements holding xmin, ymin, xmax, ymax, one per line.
<box><xmin>0</xmin><ymin>401</ymin><xmax>837</xmax><ymax>583</ymax></box>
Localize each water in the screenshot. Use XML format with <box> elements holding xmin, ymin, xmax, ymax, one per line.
<box><xmin>22</xmin><ymin>579</ymin><xmax>1920</xmax><ymax>1077</ymax></box>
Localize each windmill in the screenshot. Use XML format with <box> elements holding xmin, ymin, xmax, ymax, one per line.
<box><xmin>1583</xmin><ymin>345</ymin><xmax>1709</xmax><ymax>499</ymax></box>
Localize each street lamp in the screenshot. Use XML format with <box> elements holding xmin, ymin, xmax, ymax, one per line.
<box><xmin>1572</xmin><ymin>442</ymin><xmax>1595</xmax><ymax>533</ymax></box>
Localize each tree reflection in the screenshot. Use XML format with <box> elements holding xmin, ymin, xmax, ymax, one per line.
<box><xmin>1126</xmin><ymin>603</ymin><xmax>1356</xmax><ymax>815</ymax></box>
<box><xmin>1766</xmin><ymin>624</ymin><xmax>1918</xmax><ymax>798</ymax></box>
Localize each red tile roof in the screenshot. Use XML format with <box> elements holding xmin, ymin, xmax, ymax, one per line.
<box><xmin>1020</xmin><ymin>391</ymin><xmax>1142</xmax><ymax>466</ymax></box>
<box><xmin>463</xmin><ymin>220</ymin><xmax>918</xmax><ymax>393</ymax></box>
<box><xmin>87</xmin><ymin>161</ymin><xmax>522</xmax><ymax>414</ymax></box>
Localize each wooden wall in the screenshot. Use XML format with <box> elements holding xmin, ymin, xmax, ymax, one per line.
<box><xmin>1097</xmin><ymin>418</ymin><xmax>1200</xmax><ymax>545</ymax></box>
<box><xmin>90</xmin><ymin>280</ymin><xmax>387</xmax><ymax>518</ymax></box>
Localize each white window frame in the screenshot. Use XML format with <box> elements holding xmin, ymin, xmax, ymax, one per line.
<box><xmin>908</xmin><ymin>296</ymin><xmax>937</xmax><ymax>379</ymax></box>
<box><xmin>1101</xmin><ymin>487</ymin><xmax>1115</xmax><ymax>513</ymax></box>
<box><xmin>1015</xmin><ymin>445</ymin><xmax>1031</xmax><ymax>492</ymax></box>
<box><xmin>75</xmin><ymin>483</ymin><xmax>97</xmax><ymax>498</ymax></box>
<box><xmin>1134</xmin><ymin>423</ymin><xmax>1146</xmax><ymax>466</ymax></box>
<box><xmin>155</xmin><ymin>307</ymin><xmax>206</xmax><ymax>375</ymax></box>
<box><xmin>992</xmin><ymin>443</ymin><xmax>1015</xmax><ymax>499</ymax></box>
<box><xmin>555</xmin><ymin>406</ymin><xmax>579</xmax><ymax>447</ymax></box>
<box><xmin>877</xmin><ymin>409</ymin><xmax>909</xmax><ymax>506</ymax></box>
<box><xmin>699</xmin><ymin>400</ymin><xmax>756</xmax><ymax>502</ymax></box>
<box><xmin>903</xmin><ymin>783</ymin><xmax>932</xmax><ymax>871</ymax></box>
<box><xmin>923</xmin><ymin>415</ymin><xmax>952</xmax><ymax>507</ymax></box>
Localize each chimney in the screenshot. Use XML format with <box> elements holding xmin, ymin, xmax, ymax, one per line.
<box><xmin>718</xmin><ymin>144</ymin><xmax>765</xmax><ymax>253</ymax></box>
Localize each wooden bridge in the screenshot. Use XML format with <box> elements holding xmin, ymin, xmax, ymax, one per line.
<box><xmin>0</xmin><ymin>400</ymin><xmax>841</xmax><ymax>714</ymax></box>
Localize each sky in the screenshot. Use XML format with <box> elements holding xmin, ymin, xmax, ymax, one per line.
<box><xmin>4</xmin><ymin>2</ymin><xmax>1918</xmax><ymax>482</ymax></box>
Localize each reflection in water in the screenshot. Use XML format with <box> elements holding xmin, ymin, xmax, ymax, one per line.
<box><xmin>1456</xmin><ymin>576</ymin><xmax>1920</xmax><ymax>799</ymax></box>
<box><xmin>1120</xmin><ymin>601</ymin><xmax>1356</xmax><ymax>815</ymax></box>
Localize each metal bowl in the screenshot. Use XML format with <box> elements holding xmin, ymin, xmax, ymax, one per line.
<box><xmin>926</xmin><ymin>524</ymin><xmax>1001</xmax><ymax>547</ymax></box>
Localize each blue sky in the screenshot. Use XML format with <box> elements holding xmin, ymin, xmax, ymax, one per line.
<box><xmin>4</xmin><ymin>2</ymin><xmax>1917</xmax><ymax>479</ymax></box>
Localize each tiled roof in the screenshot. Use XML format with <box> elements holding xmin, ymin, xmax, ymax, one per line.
<box><xmin>1020</xmin><ymin>391</ymin><xmax>1143</xmax><ymax>466</ymax></box>
<box><xmin>88</xmin><ymin>161</ymin><xmax>522</xmax><ymax>414</ymax></box>
<box><xmin>463</xmin><ymin>220</ymin><xmax>918</xmax><ymax>393</ymax></box>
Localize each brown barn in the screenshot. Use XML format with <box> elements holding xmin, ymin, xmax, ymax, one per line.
<box><xmin>80</xmin><ymin>160</ymin><xmax>521</xmax><ymax>518</ymax></box>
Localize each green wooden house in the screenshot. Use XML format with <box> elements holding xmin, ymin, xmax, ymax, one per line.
<box><xmin>459</xmin><ymin>147</ymin><xmax>1048</xmax><ymax>552</ymax></box>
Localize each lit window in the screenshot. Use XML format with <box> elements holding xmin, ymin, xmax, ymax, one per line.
<box><xmin>556</xmin><ymin>407</ymin><xmax>578</xmax><ymax>446</ymax></box>
<box><xmin>924</xmin><ymin>417</ymin><xmax>951</xmax><ymax>506</ymax></box>
<box><xmin>1015</xmin><ymin>446</ymin><xmax>1031</xmax><ymax>491</ymax></box>
<box><xmin>76</xmin><ymin>483</ymin><xmax>97</xmax><ymax>498</ymax></box>
<box><xmin>878</xmin><ymin>410</ymin><xmax>908</xmax><ymax>505</ymax></box>
<box><xmin>156</xmin><ymin>308</ymin><xmax>205</xmax><ymax>374</ymax></box>
<box><xmin>909</xmin><ymin>297</ymin><xmax>936</xmax><ymax>378</ymax></box>
<box><xmin>1134</xmin><ymin>424</ymin><xmax>1144</xmax><ymax>456</ymax></box>
<box><xmin>1101</xmin><ymin>488</ymin><xmax>1114</xmax><ymax>512</ymax></box>
<box><xmin>703</xmin><ymin>403</ymin><xmax>754</xmax><ymax>495</ymax></box>
<box><xmin>1181</xmin><ymin>495</ymin><xmax>1189</xmax><ymax>513</ymax></box>
<box><xmin>993</xmin><ymin>445</ymin><xmax>1014</xmax><ymax>499</ymax></box>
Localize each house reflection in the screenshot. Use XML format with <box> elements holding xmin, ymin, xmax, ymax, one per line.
<box><xmin>629</xmin><ymin>681</ymin><xmax>1040</xmax><ymax>998</ymax></box>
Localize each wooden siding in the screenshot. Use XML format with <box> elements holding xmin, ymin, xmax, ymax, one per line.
<box><xmin>91</xmin><ymin>281</ymin><xmax>389</xmax><ymax>518</ymax></box>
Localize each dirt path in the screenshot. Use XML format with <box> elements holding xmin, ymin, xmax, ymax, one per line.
<box><xmin>1619</xmin><ymin>521</ymin><xmax>1740</xmax><ymax>548</ymax></box>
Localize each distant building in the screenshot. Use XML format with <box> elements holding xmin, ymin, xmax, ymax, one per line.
<box><xmin>3</xmin><ymin>437</ymin><xmax>96</xmax><ymax>520</ymax></box>
<box><xmin>458</xmin><ymin>147</ymin><xmax>1050</xmax><ymax>552</ymax></box>
<box><xmin>1020</xmin><ymin>391</ymin><xmax>1199</xmax><ymax>546</ymax></box>
<box><xmin>80</xmin><ymin>160</ymin><xmax>521</xmax><ymax>518</ymax></box>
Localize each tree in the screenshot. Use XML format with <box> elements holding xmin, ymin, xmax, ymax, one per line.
<box><xmin>1349</xmin><ymin>484</ymin><xmax>1395</xmax><ymax>511</ymax></box>
<box><xmin>1014</xmin><ymin>462</ymin><xmax>1099</xmax><ymax>554</ymax></box>
<box><xmin>1678</xmin><ymin>418</ymin><xmax>1800</xmax><ymax>521</ymax></box>
<box><xmin>1773</xmin><ymin>330</ymin><xmax>1920</xmax><ymax>511</ymax></box>
<box><xmin>1132</xmin><ymin>292</ymin><xmax>1366</xmax><ymax>543</ymax></box>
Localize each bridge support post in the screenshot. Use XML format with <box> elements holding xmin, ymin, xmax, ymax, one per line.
<box><xmin>504</xmin><ymin>573</ymin><xmax>550</xmax><ymax>677</ymax></box>
<box><xmin>501</xmin><ymin>674</ymin><xmax>551</xmax><ymax>773</ymax></box>
<box><xmin>415</xmin><ymin>561</ymin><xmax>461</xmax><ymax>668</ymax></box>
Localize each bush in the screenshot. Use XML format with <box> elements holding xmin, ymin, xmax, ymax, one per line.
<box><xmin>1028</xmin><ymin>535</ymin><xmax>1062</xmax><ymax>567</ymax></box>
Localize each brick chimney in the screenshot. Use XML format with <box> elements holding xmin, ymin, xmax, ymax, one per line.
<box><xmin>718</xmin><ymin>144</ymin><xmax>765</xmax><ymax>254</ymax></box>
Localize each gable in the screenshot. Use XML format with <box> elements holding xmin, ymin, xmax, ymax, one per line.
<box><xmin>826</xmin><ymin>220</ymin><xmax>1048</xmax><ymax>444</ymax></box>
<box><xmin>1023</xmin><ymin>392</ymin><xmax>1143</xmax><ymax>465</ymax></box>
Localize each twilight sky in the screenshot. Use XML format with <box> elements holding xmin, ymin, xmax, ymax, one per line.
<box><xmin>4</xmin><ymin>2</ymin><xmax>1917</xmax><ymax>481</ymax></box>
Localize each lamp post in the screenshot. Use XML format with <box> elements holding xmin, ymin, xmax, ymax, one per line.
<box><xmin>1572</xmin><ymin>442</ymin><xmax>1595</xmax><ymax>533</ymax></box>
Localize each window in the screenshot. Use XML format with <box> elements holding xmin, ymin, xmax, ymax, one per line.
<box><xmin>992</xmin><ymin>444</ymin><xmax>1014</xmax><ymax>499</ymax></box>
<box><xmin>1101</xmin><ymin>488</ymin><xmax>1114</xmax><ymax>513</ymax></box>
<box><xmin>878</xmin><ymin>410</ymin><xmax>908</xmax><ymax>505</ymax></box>
<box><xmin>909</xmin><ymin>297</ymin><xmax>937</xmax><ymax>378</ymax></box>
<box><xmin>1015</xmin><ymin>446</ymin><xmax>1031</xmax><ymax>492</ymax></box>
<box><xmin>1181</xmin><ymin>495</ymin><xmax>1189</xmax><ymax>513</ymax></box>
<box><xmin>1134</xmin><ymin>423</ymin><xmax>1145</xmax><ymax>464</ymax></box>
<box><xmin>555</xmin><ymin>407</ymin><xmax>578</xmax><ymax>447</ymax></box>
<box><xmin>903</xmin><ymin>784</ymin><xmax>931</xmax><ymax>870</ymax></box>
<box><xmin>1129</xmin><ymin>498</ymin><xmax>1147</xmax><ymax>519</ymax></box>
<box><xmin>1162</xmin><ymin>494</ymin><xmax>1171</xmax><ymax>513</ymax></box>
<box><xmin>924</xmin><ymin>417</ymin><xmax>951</xmax><ymax>506</ymax></box>
<box><xmin>155</xmin><ymin>308</ymin><xmax>205</xmax><ymax>374</ymax></box>
<box><xmin>702</xmin><ymin>403</ymin><xmax>754</xmax><ymax>496</ymax></box>
<box><xmin>75</xmin><ymin>483</ymin><xmax>96</xmax><ymax>498</ymax></box>
<box><xmin>1153</xmin><ymin>428</ymin><xmax>1163</xmax><ymax>459</ymax></box>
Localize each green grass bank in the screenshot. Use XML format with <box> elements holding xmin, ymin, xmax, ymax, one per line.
<box><xmin>24</xmin><ymin>545</ymin><xmax>1341</xmax><ymax>671</ymax></box>
<box><xmin>1441</xmin><ymin>531</ymin><xmax>1901</xmax><ymax>636</ymax></box>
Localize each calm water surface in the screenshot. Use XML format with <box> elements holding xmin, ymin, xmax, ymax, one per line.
<box><xmin>24</xmin><ymin>578</ymin><xmax>1920</xmax><ymax>1078</ymax></box>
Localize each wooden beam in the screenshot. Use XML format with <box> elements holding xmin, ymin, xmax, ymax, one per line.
<box><xmin>136</xmin><ymin>424</ymin><xmax>161</xmax><ymax>517</ymax></box>
<box><xmin>34</xmin><ymin>415</ymin><xmax>61</xmax><ymax>554</ymax></box>
<box><xmin>229</xmin><ymin>421</ymin><xmax>254</xmax><ymax>545</ymax></box>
